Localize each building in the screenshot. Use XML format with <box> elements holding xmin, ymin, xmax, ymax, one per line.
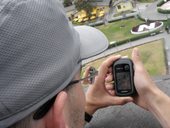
<box><xmin>113</xmin><ymin>0</ymin><xmax>134</xmax><ymax>13</ymax></box>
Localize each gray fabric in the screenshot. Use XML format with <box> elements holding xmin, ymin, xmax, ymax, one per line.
<box><xmin>0</xmin><ymin>0</ymin><xmax>109</xmax><ymax>127</ymax></box>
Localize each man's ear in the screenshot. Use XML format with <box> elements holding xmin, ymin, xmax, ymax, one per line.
<box><xmin>43</xmin><ymin>91</ymin><xmax>68</xmax><ymax>128</ymax></box>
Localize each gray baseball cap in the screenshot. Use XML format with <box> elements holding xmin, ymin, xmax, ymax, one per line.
<box><xmin>0</xmin><ymin>0</ymin><xmax>108</xmax><ymax>127</ymax></box>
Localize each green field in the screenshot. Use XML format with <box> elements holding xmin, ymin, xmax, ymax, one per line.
<box><xmin>96</xmin><ymin>18</ymin><xmax>144</xmax><ymax>42</ymax></box>
<box><xmin>83</xmin><ymin>39</ymin><xmax>167</xmax><ymax>76</ymax></box>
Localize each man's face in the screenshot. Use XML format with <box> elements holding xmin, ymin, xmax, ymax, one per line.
<box><xmin>64</xmin><ymin>71</ymin><xmax>86</xmax><ymax>128</ymax></box>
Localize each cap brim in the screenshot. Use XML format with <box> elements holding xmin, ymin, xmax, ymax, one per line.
<box><xmin>74</xmin><ymin>26</ymin><xmax>109</xmax><ymax>61</ymax></box>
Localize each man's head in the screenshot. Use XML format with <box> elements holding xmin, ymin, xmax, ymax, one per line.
<box><xmin>0</xmin><ymin>0</ymin><xmax>108</xmax><ymax>127</ymax></box>
<box><xmin>11</xmin><ymin>71</ymin><xmax>86</xmax><ymax>128</ymax></box>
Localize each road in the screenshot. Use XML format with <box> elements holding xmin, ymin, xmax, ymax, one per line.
<box><xmin>139</xmin><ymin>1</ymin><xmax>170</xmax><ymax>21</ymax></box>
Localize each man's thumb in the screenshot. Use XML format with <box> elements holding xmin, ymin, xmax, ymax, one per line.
<box><xmin>132</xmin><ymin>48</ymin><xmax>141</xmax><ymax>64</ymax></box>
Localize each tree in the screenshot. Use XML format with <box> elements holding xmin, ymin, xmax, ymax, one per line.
<box><xmin>74</xmin><ymin>0</ymin><xmax>93</xmax><ymax>18</ymax></box>
<box><xmin>63</xmin><ymin>0</ymin><xmax>73</xmax><ymax>7</ymax></box>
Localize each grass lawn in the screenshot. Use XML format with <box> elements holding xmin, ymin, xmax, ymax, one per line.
<box><xmin>96</xmin><ymin>18</ymin><xmax>144</xmax><ymax>43</ymax></box>
<box><xmin>83</xmin><ymin>39</ymin><xmax>167</xmax><ymax>76</ymax></box>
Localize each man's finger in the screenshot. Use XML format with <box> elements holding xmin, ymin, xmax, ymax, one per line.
<box><xmin>105</xmin><ymin>74</ymin><xmax>113</xmax><ymax>83</ymax></box>
<box><xmin>108</xmin><ymin>90</ymin><xmax>115</xmax><ymax>96</ymax></box>
<box><xmin>98</xmin><ymin>55</ymin><xmax>121</xmax><ymax>79</ymax></box>
<box><xmin>109</xmin><ymin>96</ymin><xmax>133</xmax><ymax>105</ymax></box>
<box><xmin>105</xmin><ymin>84</ymin><xmax>114</xmax><ymax>90</ymax></box>
<box><xmin>132</xmin><ymin>48</ymin><xmax>143</xmax><ymax>66</ymax></box>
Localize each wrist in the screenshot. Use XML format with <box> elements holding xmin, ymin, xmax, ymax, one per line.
<box><xmin>146</xmin><ymin>87</ymin><xmax>170</xmax><ymax>127</ymax></box>
<box><xmin>145</xmin><ymin>86</ymin><xmax>169</xmax><ymax>111</ymax></box>
<box><xmin>85</xmin><ymin>102</ymin><xmax>97</xmax><ymax>115</ymax></box>
<box><xmin>145</xmin><ymin>87</ymin><xmax>158</xmax><ymax>106</ymax></box>
<box><xmin>139</xmin><ymin>82</ymin><xmax>159</xmax><ymax>104</ymax></box>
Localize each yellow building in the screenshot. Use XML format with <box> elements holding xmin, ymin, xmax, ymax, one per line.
<box><xmin>115</xmin><ymin>1</ymin><xmax>133</xmax><ymax>13</ymax></box>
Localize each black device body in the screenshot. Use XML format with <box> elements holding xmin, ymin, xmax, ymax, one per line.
<box><xmin>112</xmin><ymin>58</ymin><xmax>135</xmax><ymax>96</ymax></box>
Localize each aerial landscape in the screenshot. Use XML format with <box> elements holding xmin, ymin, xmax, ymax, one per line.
<box><xmin>62</xmin><ymin>0</ymin><xmax>170</xmax><ymax>77</ymax></box>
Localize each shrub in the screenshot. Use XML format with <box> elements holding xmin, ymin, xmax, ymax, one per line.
<box><xmin>89</xmin><ymin>21</ymin><xmax>104</xmax><ymax>27</ymax></box>
<box><xmin>108</xmin><ymin>31</ymin><xmax>160</xmax><ymax>49</ymax></box>
<box><xmin>157</xmin><ymin>8</ymin><xmax>170</xmax><ymax>14</ymax></box>
<box><xmin>157</xmin><ymin>0</ymin><xmax>164</xmax><ymax>7</ymax></box>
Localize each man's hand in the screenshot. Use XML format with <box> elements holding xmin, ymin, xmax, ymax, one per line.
<box><xmin>131</xmin><ymin>48</ymin><xmax>157</xmax><ymax>109</ymax></box>
<box><xmin>132</xmin><ymin>48</ymin><xmax>170</xmax><ymax>128</ymax></box>
<box><xmin>85</xmin><ymin>55</ymin><xmax>133</xmax><ymax>115</ymax></box>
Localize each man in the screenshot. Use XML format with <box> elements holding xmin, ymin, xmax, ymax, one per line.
<box><xmin>0</xmin><ymin>0</ymin><xmax>170</xmax><ymax>128</ymax></box>
<box><xmin>0</xmin><ymin>0</ymin><xmax>132</xmax><ymax>127</ymax></box>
